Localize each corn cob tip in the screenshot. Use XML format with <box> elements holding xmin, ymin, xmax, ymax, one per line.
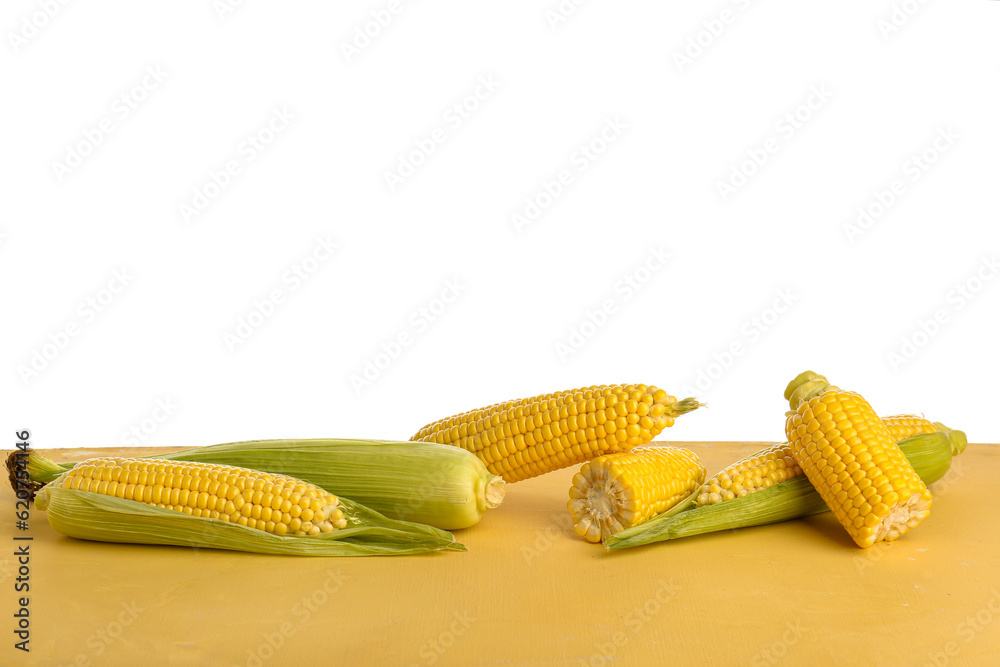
<box><xmin>784</xmin><ymin>371</ymin><xmax>838</xmax><ymax>411</ymax></box>
<box><xmin>783</xmin><ymin>371</ymin><xmax>825</xmax><ymax>400</ymax></box>
<box><xmin>484</xmin><ymin>475</ymin><xmax>505</xmax><ymax>510</ymax></box>
<box><xmin>34</xmin><ymin>485</ymin><xmax>49</xmax><ymax>511</ymax></box>
<box><xmin>934</xmin><ymin>423</ymin><xmax>968</xmax><ymax>456</ymax></box>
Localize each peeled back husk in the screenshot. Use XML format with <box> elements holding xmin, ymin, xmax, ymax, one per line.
<box><xmin>605</xmin><ymin>426</ymin><xmax>966</xmax><ymax>550</ymax></box>
<box><xmin>25</xmin><ymin>439</ymin><xmax>505</xmax><ymax>530</ymax></box>
<box><xmin>34</xmin><ymin>476</ymin><xmax>465</xmax><ymax>557</ymax></box>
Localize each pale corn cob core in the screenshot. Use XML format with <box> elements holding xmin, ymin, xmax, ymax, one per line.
<box><xmin>694</xmin><ymin>415</ymin><xmax>938</xmax><ymax>507</ymax></box>
<box><xmin>410</xmin><ymin>384</ymin><xmax>699</xmax><ymax>483</ymax></box>
<box><xmin>58</xmin><ymin>457</ymin><xmax>348</xmax><ymax>536</ymax></box>
<box><xmin>786</xmin><ymin>391</ymin><xmax>932</xmax><ymax>548</ymax></box>
<box><xmin>567</xmin><ymin>446</ymin><xmax>706</xmax><ymax>543</ymax></box>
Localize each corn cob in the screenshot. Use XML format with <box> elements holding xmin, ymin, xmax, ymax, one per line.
<box><xmin>784</xmin><ymin>373</ymin><xmax>932</xmax><ymax>548</ymax></box>
<box><xmin>32</xmin><ymin>456</ymin><xmax>464</xmax><ymax>555</ymax></box>
<box><xmin>57</xmin><ymin>457</ymin><xmax>349</xmax><ymax>534</ymax></box>
<box><xmin>694</xmin><ymin>415</ymin><xmax>939</xmax><ymax>507</ymax></box>
<box><xmin>604</xmin><ymin>427</ymin><xmax>964</xmax><ymax>550</ymax></box>
<box><xmin>21</xmin><ymin>439</ymin><xmax>505</xmax><ymax>530</ymax></box>
<box><xmin>695</xmin><ymin>443</ymin><xmax>801</xmax><ymax>506</ymax></box>
<box><xmin>884</xmin><ymin>415</ymin><xmax>938</xmax><ymax>441</ymax></box>
<box><xmin>410</xmin><ymin>384</ymin><xmax>700</xmax><ymax>482</ymax></box>
<box><xmin>567</xmin><ymin>446</ymin><xmax>705</xmax><ymax>543</ymax></box>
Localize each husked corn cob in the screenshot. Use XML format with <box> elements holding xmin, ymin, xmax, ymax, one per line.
<box><xmin>568</xmin><ymin>446</ymin><xmax>705</xmax><ymax>543</ymax></box>
<box><xmin>694</xmin><ymin>415</ymin><xmax>940</xmax><ymax>507</ymax></box>
<box><xmin>56</xmin><ymin>457</ymin><xmax>346</xmax><ymax>535</ymax></box>
<box><xmin>785</xmin><ymin>372</ymin><xmax>932</xmax><ymax>548</ymax></box>
<box><xmin>695</xmin><ymin>443</ymin><xmax>801</xmax><ymax>506</ymax></box>
<box><xmin>411</xmin><ymin>384</ymin><xmax>700</xmax><ymax>483</ymax></box>
<box><xmin>884</xmin><ymin>415</ymin><xmax>937</xmax><ymax>441</ymax></box>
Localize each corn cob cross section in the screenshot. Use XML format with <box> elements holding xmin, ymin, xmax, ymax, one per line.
<box><xmin>411</xmin><ymin>384</ymin><xmax>700</xmax><ymax>483</ymax></box>
<box><xmin>568</xmin><ymin>446</ymin><xmax>705</xmax><ymax>543</ymax></box>
<box><xmin>785</xmin><ymin>373</ymin><xmax>932</xmax><ymax>548</ymax></box>
<box><xmin>56</xmin><ymin>457</ymin><xmax>347</xmax><ymax>536</ymax></box>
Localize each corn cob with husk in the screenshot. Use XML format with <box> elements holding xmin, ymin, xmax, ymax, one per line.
<box><xmin>693</xmin><ymin>414</ymin><xmax>941</xmax><ymax>506</ymax></box>
<box><xmin>605</xmin><ymin>427</ymin><xmax>963</xmax><ymax>550</ymax></box>
<box><xmin>30</xmin><ymin>456</ymin><xmax>464</xmax><ymax>555</ymax></box>
<box><xmin>410</xmin><ymin>384</ymin><xmax>700</xmax><ymax>482</ymax></box>
<box><xmin>19</xmin><ymin>439</ymin><xmax>505</xmax><ymax>530</ymax></box>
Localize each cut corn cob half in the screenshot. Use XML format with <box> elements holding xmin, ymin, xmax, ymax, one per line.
<box><xmin>33</xmin><ymin>456</ymin><xmax>464</xmax><ymax>556</ymax></box>
<box><xmin>568</xmin><ymin>446</ymin><xmax>705</xmax><ymax>543</ymax></box>
<box><xmin>694</xmin><ymin>415</ymin><xmax>940</xmax><ymax>507</ymax></box>
<box><xmin>410</xmin><ymin>384</ymin><xmax>700</xmax><ymax>483</ymax></box>
<box><xmin>605</xmin><ymin>427</ymin><xmax>964</xmax><ymax>550</ymax></box>
<box><xmin>784</xmin><ymin>372</ymin><xmax>933</xmax><ymax>548</ymax></box>
<box><xmin>20</xmin><ymin>440</ymin><xmax>506</xmax><ymax>531</ymax></box>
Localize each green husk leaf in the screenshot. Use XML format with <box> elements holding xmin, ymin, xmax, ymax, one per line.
<box><xmin>35</xmin><ymin>482</ymin><xmax>465</xmax><ymax>557</ymax></box>
<box><xmin>605</xmin><ymin>428</ymin><xmax>965</xmax><ymax>550</ymax></box>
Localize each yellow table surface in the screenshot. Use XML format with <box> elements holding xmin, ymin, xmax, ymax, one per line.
<box><xmin>3</xmin><ymin>442</ymin><xmax>998</xmax><ymax>667</ymax></box>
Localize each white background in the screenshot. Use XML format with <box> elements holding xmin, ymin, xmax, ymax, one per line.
<box><xmin>2</xmin><ymin>1</ymin><xmax>998</xmax><ymax>450</ymax></box>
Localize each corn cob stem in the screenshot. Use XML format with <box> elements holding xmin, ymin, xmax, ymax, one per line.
<box><xmin>604</xmin><ymin>427</ymin><xmax>964</xmax><ymax>550</ymax></box>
